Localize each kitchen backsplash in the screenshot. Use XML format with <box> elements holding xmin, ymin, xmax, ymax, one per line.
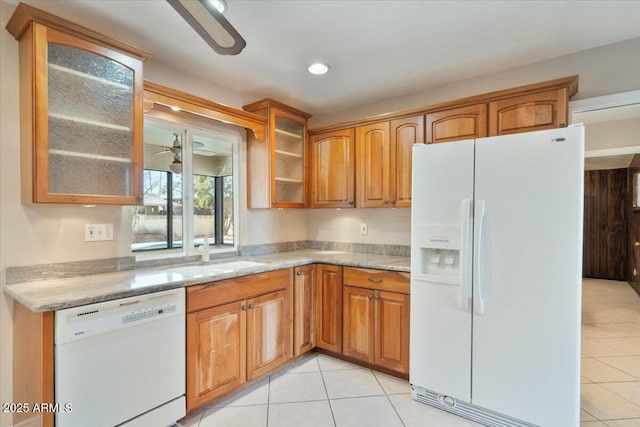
<box><xmin>5</xmin><ymin>240</ymin><xmax>410</xmax><ymax>283</ymax></box>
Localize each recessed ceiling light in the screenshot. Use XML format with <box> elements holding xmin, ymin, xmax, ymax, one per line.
<box><xmin>308</xmin><ymin>62</ymin><xmax>330</xmax><ymax>75</ymax></box>
<box><xmin>208</xmin><ymin>0</ymin><xmax>227</xmax><ymax>14</ymax></box>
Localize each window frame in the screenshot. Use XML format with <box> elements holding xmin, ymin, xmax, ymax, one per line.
<box><xmin>134</xmin><ymin>115</ymin><xmax>240</xmax><ymax>260</ymax></box>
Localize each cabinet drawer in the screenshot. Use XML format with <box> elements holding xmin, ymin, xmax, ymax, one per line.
<box><xmin>187</xmin><ymin>268</ymin><xmax>293</xmax><ymax>313</ymax></box>
<box><xmin>343</xmin><ymin>267</ymin><xmax>410</xmax><ymax>294</ymax></box>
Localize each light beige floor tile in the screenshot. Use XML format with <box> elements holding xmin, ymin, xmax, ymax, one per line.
<box><xmin>598</xmin><ymin>356</ymin><xmax>640</xmax><ymax>378</ymax></box>
<box><xmin>581</xmin><ymin>383</ymin><xmax>640</xmax><ymax>420</ymax></box>
<box><xmin>600</xmin><ymin>382</ymin><xmax>640</xmax><ymax>405</ymax></box>
<box><xmin>322</xmin><ymin>368</ymin><xmax>384</xmax><ymax>399</ymax></box>
<box><xmin>211</xmin><ymin>376</ymin><xmax>269</xmax><ymax>407</ymax></box>
<box><xmin>580</xmin><ymin>422</ymin><xmax>607</xmax><ymax>426</ymax></box>
<box><xmin>596</xmin><ymin>338</ymin><xmax>640</xmax><ymax>356</ymax></box>
<box><xmin>330</xmin><ymin>396</ymin><xmax>403</xmax><ymax>427</ymax></box>
<box><xmin>388</xmin><ymin>393</ymin><xmax>480</xmax><ymax>426</ymax></box>
<box><xmin>581</xmin><ymin>409</ymin><xmax>596</xmax><ymax>421</ymax></box>
<box><xmin>583</xmin><ymin>376</ymin><xmax>594</xmax><ymax>384</ymax></box>
<box><xmin>598</xmin><ymin>323</ymin><xmax>640</xmax><ymax>337</ymax></box>
<box><xmin>373</xmin><ymin>371</ymin><xmax>412</xmax><ymax>395</ymax></box>
<box><xmin>583</xmin><ymin>339</ymin><xmax>627</xmax><ymax>357</ymax></box>
<box><xmin>583</xmin><ymin>325</ymin><xmax>622</xmax><ymax>339</ymax></box>
<box><xmin>604</xmin><ymin>419</ymin><xmax>640</xmax><ymax>426</ymax></box>
<box><xmin>582</xmin><ymin>358</ymin><xmax>638</xmax><ymax>382</ymax></box>
<box><xmin>318</xmin><ymin>354</ymin><xmax>362</xmax><ymax>371</ymax></box>
<box><xmin>199</xmin><ymin>405</ymin><xmax>267</xmax><ymax>427</ymax></box>
<box><xmin>268</xmin><ymin>401</ymin><xmax>335</xmax><ymax>427</ymax></box>
<box><xmin>285</xmin><ymin>354</ymin><xmax>320</xmax><ymax>374</ymax></box>
<box><xmin>269</xmin><ymin>371</ymin><xmax>327</xmax><ymax>403</ymax></box>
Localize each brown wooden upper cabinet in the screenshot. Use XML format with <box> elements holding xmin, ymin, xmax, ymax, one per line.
<box><xmin>309</xmin><ymin>129</ymin><xmax>355</xmax><ymax>208</ymax></box>
<box><xmin>488</xmin><ymin>88</ymin><xmax>568</xmax><ymax>136</ymax></box>
<box><xmin>6</xmin><ymin>4</ymin><xmax>150</xmax><ymax>205</ymax></box>
<box><xmin>243</xmin><ymin>99</ymin><xmax>311</xmax><ymax>208</ymax></box>
<box><xmin>356</xmin><ymin>115</ymin><xmax>423</xmax><ymax>208</ymax></box>
<box><xmin>425</xmin><ymin>103</ymin><xmax>487</xmax><ymax>144</ymax></box>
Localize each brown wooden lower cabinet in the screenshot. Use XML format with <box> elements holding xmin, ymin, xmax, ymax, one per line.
<box><xmin>186</xmin><ymin>269</ymin><xmax>293</xmax><ymax>411</ymax></box>
<box><xmin>316</xmin><ymin>264</ymin><xmax>343</xmax><ymax>352</ymax></box>
<box><xmin>343</xmin><ymin>286</ymin><xmax>375</xmax><ymax>362</ymax></box>
<box><xmin>294</xmin><ymin>265</ymin><xmax>316</xmax><ymax>356</ymax></box>
<box><xmin>343</xmin><ymin>286</ymin><xmax>410</xmax><ymax>374</ymax></box>
<box><xmin>375</xmin><ymin>290</ymin><xmax>410</xmax><ymax>373</ymax></box>
<box><xmin>246</xmin><ymin>289</ymin><xmax>292</xmax><ymax>379</ymax></box>
<box><xmin>12</xmin><ymin>303</ymin><xmax>55</xmax><ymax>427</ymax></box>
<box><xmin>186</xmin><ymin>301</ymin><xmax>247</xmax><ymax>409</ymax></box>
<box><xmin>342</xmin><ymin>267</ymin><xmax>410</xmax><ymax>374</ymax></box>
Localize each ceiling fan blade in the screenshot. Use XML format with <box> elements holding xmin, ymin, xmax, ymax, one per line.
<box><xmin>153</xmin><ymin>149</ymin><xmax>172</xmax><ymax>155</ymax></box>
<box><xmin>167</xmin><ymin>0</ymin><xmax>246</xmax><ymax>55</ymax></box>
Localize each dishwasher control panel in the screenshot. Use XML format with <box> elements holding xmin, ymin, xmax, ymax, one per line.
<box><xmin>123</xmin><ymin>302</ymin><xmax>177</xmax><ymax>324</ymax></box>
<box><xmin>55</xmin><ymin>288</ymin><xmax>185</xmax><ymax>345</ymax></box>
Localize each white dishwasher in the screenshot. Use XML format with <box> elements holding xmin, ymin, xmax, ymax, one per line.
<box><xmin>55</xmin><ymin>288</ymin><xmax>186</xmax><ymax>427</ymax></box>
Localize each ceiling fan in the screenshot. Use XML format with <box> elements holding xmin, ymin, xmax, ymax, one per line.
<box><xmin>153</xmin><ymin>133</ymin><xmax>183</xmax><ymax>174</ymax></box>
<box><xmin>153</xmin><ymin>133</ymin><xmax>216</xmax><ymax>174</ymax></box>
<box><xmin>166</xmin><ymin>0</ymin><xmax>246</xmax><ymax>55</ymax></box>
<box><xmin>153</xmin><ymin>134</ymin><xmax>207</xmax><ymax>156</ymax></box>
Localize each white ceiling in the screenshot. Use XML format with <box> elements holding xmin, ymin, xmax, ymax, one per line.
<box><xmin>10</xmin><ymin>0</ymin><xmax>640</xmax><ymax>116</ymax></box>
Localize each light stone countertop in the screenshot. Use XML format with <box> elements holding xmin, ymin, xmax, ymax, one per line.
<box><xmin>4</xmin><ymin>250</ymin><xmax>410</xmax><ymax>312</ymax></box>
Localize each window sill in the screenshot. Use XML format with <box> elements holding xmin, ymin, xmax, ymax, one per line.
<box><xmin>134</xmin><ymin>246</ymin><xmax>239</xmax><ymax>265</ymax></box>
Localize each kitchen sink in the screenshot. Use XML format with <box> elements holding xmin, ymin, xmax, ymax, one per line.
<box><xmin>167</xmin><ymin>260</ymin><xmax>266</xmax><ymax>277</ymax></box>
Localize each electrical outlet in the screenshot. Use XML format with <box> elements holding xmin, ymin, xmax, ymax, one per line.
<box><xmin>85</xmin><ymin>224</ymin><xmax>114</xmax><ymax>242</ymax></box>
<box><xmin>360</xmin><ymin>223</ymin><xmax>368</xmax><ymax>235</ymax></box>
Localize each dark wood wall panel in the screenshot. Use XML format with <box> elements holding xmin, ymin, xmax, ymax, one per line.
<box><xmin>583</xmin><ymin>168</ymin><xmax>627</xmax><ymax>280</ymax></box>
<box><xmin>627</xmin><ymin>162</ymin><xmax>640</xmax><ymax>293</ymax></box>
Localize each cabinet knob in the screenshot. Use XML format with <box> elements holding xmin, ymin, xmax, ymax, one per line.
<box><xmin>559</xmin><ymin>123</ymin><xmax>566</xmax><ymax>128</ymax></box>
<box><xmin>367</xmin><ymin>294</ymin><xmax>373</xmax><ymax>299</ymax></box>
<box><xmin>241</xmin><ymin>305</ymin><xmax>247</xmax><ymax>311</ymax></box>
<box><xmin>296</xmin><ymin>271</ymin><xmax>303</xmax><ymax>275</ymax></box>
<box><xmin>348</xmin><ymin>200</ymin><xmax>354</xmax><ymax>205</ymax></box>
<box><xmin>367</xmin><ymin>277</ymin><xmax>383</xmax><ymax>283</ymax></box>
<box><xmin>248</xmin><ymin>303</ymin><xmax>255</xmax><ymax>310</ymax></box>
<box><xmin>272</xmin><ymin>200</ymin><xmax>276</xmax><ymax>204</ymax></box>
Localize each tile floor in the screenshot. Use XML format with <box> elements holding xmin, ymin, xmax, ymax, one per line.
<box><xmin>181</xmin><ymin>278</ymin><xmax>640</xmax><ymax>427</ymax></box>
<box><xmin>581</xmin><ymin>278</ymin><xmax>640</xmax><ymax>426</ymax></box>
<box><xmin>179</xmin><ymin>353</ymin><xmax>482</xmax><ymax>427</ymax></box>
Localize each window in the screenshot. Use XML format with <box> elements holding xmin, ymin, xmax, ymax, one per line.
<box><xmin>132</xmin><ymin>117</ymin><xmax>237</xmax><ymax>254</ymax></box>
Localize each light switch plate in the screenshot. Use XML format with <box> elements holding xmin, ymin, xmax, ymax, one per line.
<box><xmin>85</xmin><ymin>224</ymin><xmax>114</xmax><ymax>242</ymax></box>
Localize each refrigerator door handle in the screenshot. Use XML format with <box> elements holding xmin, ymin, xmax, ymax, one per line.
<box><xmin>460</xmin><ymin>198</ymin><xmax>473</xmax><ymax>311</ymax></box>
<box><xmin>474</xmin><ymin>199</ymin><xmax>486</xmax><ymax>315</ymax></box>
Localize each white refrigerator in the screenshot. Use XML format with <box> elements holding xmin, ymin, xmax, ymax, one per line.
<box><xmin>410</xmin><ymin>126</ymin><xmax>584</xmax><ymax>427</ymax></box>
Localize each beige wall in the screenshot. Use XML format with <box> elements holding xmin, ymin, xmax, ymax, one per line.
<box><xmin>306</xmin><ymin>208</ymin><xmax>411</xmax><ymax>246</ymax></box>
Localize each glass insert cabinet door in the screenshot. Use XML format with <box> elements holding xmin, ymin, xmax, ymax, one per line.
<box><xmin>28</xmin><ymin>23</ymin><xmax>143</xmax><ymax>204</ymax></box>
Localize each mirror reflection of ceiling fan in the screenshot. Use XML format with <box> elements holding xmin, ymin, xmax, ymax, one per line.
<box><xmin>166</xmin><ymin>0</ymin><xmax>246</xmax><ymax>55</ymax></box>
